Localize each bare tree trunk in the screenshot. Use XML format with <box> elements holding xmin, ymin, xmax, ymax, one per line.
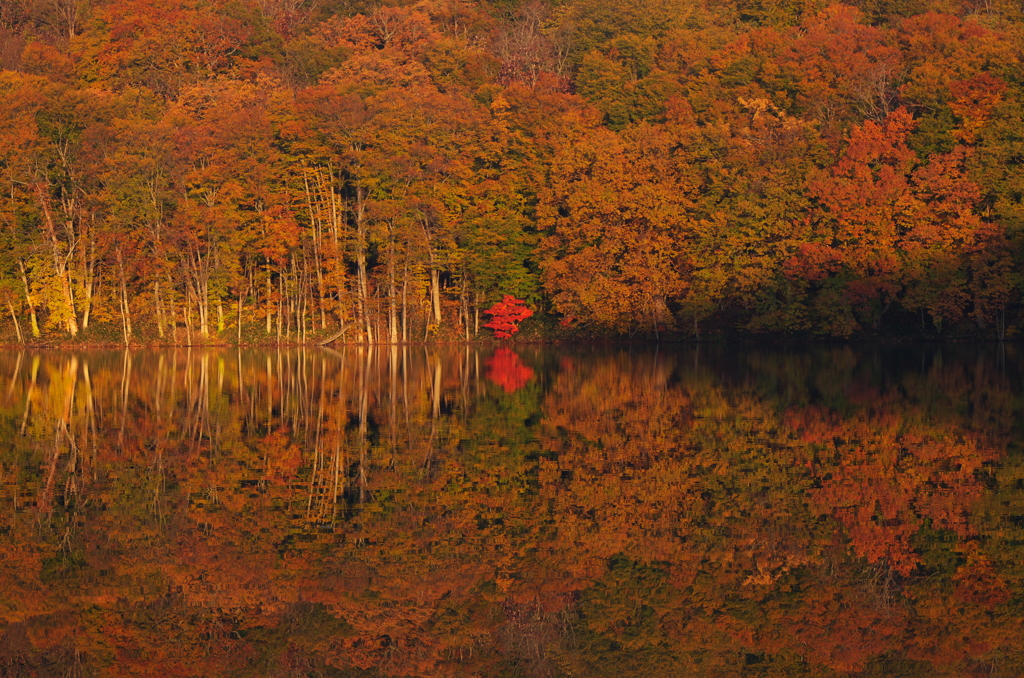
<box><xmin>266</xmin><ymin>265</ymin><xmax>273</xmax><ymax>335</ymax></box>
<box><xmin>430</xmin><ymin>267</ymin><xmax>441</xmax><ymax>327</ymax></box>
<box><xmin>32</xmin><ymin>183</ymin><xmax>78</xmax><ymax>337</ymax></box>
<box><xmin>184</xmin><ymin>282</ymin><xmax>193</xmax><ymax>345</ymax></box>
<box><xmin>7</xmin><ymin>302</ymin><xmax>23</xmax><ymax>343</ymax></box>
<box><xmin>52</xmin><ymin>0</ymin><xmax>90</xmax><ymax>39</ymax></box>
<box><xmin>185</xmin><ymin>245</ymin><xmax>210</xmax><ymax>336</ymax></box>
<box><xmin>304</xmin><ymin>170</ymin><xmax>329</xmax><ymax>331</ymax></box>
<box><xmin>284</xmin><ymin>267</ymin><xmax>292</xmax><ymax>342</ymax></box>
<box><xmin>354</xmin><ymin>183</ymin><xmax>372</xmax><ymax>344</ymax></box>
<box><xmin>237</xmin><ymin>274</ymin><xmax>250</xmax><ymax>345</ymax></box>
<box><xmin>461</xmin><ymin>278</ymin><xmax>469</xmax><ymax>342</ymax></box>
<box><xmin>155</xmin><ymin>280</ymin><xmax>165</xmax><ymax>338</ymax></box>
<box><xmin>18</xmin><ymin>260</ymin><xmax>40</xmax><ymax>338</ymax></box>
<box><xmin>79</xmin><ymin>227</ymin><xmax>97</xmax><ymax>331</ymax></box>
<box><xmin>166</xmin><ymin>275</ymin><xmax>178</xmax><ymax>342</ymax></box>
<box><xmin>388</xmin><ymin>232</ymin><xmax>398</xmax><ymax>344</ymax></box>
<box><xmin>326</xmin><ymin>166</ymin><xmax>345</xmax><ymax>327</ymax></box>
<box><xmin>401</xmin><ymin>254</ymin><xmax>409</xmax><ymax>343</ymax></box>
<box><xmin>421</xmin><ymin>219</ymin><xmax>442</xmax><ymax>331</ymax></box>
<box><xmin>276</xmin><ymin>274</ymin><xmax>283</xmax><ymax>344</ymax></box>
<box><xmin>199</xmin><ymin>277</ymin><xmax>209</xmax><ymax>336</ymax></box>
<box><xmin>116</xmin><ymin>246</ymin><xmax>132</xmax><ymax>345</ymax></box>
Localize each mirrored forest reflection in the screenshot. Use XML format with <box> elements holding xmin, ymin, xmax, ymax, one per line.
<box><xmin>1</xmin><ymin>344</ymin><xmax>1023</xmax><ymax>677</ymax></box>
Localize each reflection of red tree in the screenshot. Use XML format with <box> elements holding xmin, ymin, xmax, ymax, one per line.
<box><xmin>486</xmin><ymin>347</ymin><xmax>534</xmax><ymax>393</ymax></box>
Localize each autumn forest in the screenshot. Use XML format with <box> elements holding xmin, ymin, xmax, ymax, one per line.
<box><xmin>2</xmin><ymin>0</ymin><xmax>1024</xmax><ymax>343</ymax></box>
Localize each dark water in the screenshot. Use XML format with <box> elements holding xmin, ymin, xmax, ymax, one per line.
<box><xmin>1</xmin><ymin>344</ymin><xmax>1022</xmax><ymax>677</ymax></box>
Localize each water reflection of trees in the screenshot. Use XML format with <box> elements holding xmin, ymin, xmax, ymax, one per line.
<box><xmin>0</xmin><ymin>345</ymin><xmax>1022</xmax><ymax>677</ymax></box>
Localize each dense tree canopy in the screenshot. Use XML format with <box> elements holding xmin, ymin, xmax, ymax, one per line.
<box><xmin>1</xmin><ymin>0</ymin><xmax>1023</xmax><ymax>342</ymax></box>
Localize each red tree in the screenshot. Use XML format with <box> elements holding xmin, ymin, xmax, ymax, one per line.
<box><xmin>483</xmin><ymin>295</ymin><xmax>533</xmax><ymax>339</ymax></box>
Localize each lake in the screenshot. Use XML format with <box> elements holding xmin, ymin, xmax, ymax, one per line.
<box><xmin>0</xmin><ymin>344</ymin><xmax>1022</xmax><ymax>677</ymax></box>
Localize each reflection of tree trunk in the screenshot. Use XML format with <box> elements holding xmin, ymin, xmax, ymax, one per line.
<box><xmin>118</xmin><ymin>351</ymin><xmax>132</xmax><ymax>446</ymax></box>
<box><xmin>81</xmin><ymin>360</ymin><xmax>96</xmax><ymax>461</ymax></box>
<box><xmin>432</xmin><ymin>351</ymin><xmax>441</xmax><ymax>419</ymax></box>
<box><xmin>423</xmin><ymin>348</ymin><xmax>439</xmax><ymax>469</ymax></box>
<box><xmin>358</xmin><ymin>347</ymin><xmax>369</xmax><ymax>503</ymax></box>
<box><xmin>42</xmin><ymin>356</ymin><xmax>79</xmax><ymax>513</ymax></box>
<box><xmin>389</xmin><ymin>344</ymin><xmax>398</xmax><ymax>415</ymax></box>
<box><xmin>474</xmin><ymin>348</ymin><xmax>480</xmax><ymax>396</ymax></box>
<box><xmin>20</xmin><ymin>355</ymin><xmax>39</xmax><ymax>436</ymax></box>
<box><xmin>462</xmin><ymin>345</ymin><xmax>470</xmax><ymax>409</ymax></box>
<box><xmin>185</xmin><ymin>350</ymin><xmax>212</xmax><ymax>444</ymax></box>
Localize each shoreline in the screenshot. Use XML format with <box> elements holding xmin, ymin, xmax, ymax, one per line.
<box><xmin>0</xmin><ymin>336</ymin><xmax>1017</xmax><ymax>351</ymax></box>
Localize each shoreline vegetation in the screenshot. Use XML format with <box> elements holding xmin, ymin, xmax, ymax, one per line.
<box><xmin>3</xmin><ymin>0</ymin><xmax>1024</xmax><ymax>346</ymax></box>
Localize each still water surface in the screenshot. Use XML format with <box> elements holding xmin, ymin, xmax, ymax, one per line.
<box><xmin>1</xmin><ymin>344</ymin><xmax>1022</xmax><ymax>677</ymax></box>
